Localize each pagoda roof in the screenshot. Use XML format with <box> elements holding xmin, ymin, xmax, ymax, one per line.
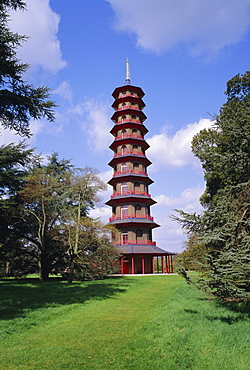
<box><xmin>114</xmin><ymin>244</ymin><xmax>175</xmax><ymax>255</ymax></box>
<box><xmin>112</xmin><ymin>85</ymin><xmax>145</xmax><ymax>99</ymax></box>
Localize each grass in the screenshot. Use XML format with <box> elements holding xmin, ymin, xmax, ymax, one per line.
<box><xmin>0</xmin><ymin>275</ymin><xmax>249</xmax><ymax>370</ymax></box>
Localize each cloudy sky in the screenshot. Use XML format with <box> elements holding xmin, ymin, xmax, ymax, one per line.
<box><xmin>2</xmin><ymin>0</ymin><xmax>250</xmax><ymax>252</ymax></box>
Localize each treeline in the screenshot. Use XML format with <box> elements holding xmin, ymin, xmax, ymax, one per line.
<box><xmin>174</xmin><ymin>71</ymin><xmax>250</xmax><ymax>302</ymax></box>
<box><xmin>0</xmin><ymin>147</ymin><xmax>119</xmax><ymax>282</ymax></box>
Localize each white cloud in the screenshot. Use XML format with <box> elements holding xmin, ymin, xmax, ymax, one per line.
<box><xmin>53</xmin><ymin>81</ymin><xmax>73</xmax><ymax>102</ymax></box>
<box><xmin>89</xmin><ymin>206</ymin><xmax>112</xmax><ymax>224</ymax></box>
<box><xmin>147</xmin><ymin>118</ymin><xmax>214</xmax><ymax>170</ymax></box>
<box><xmin>152</xmin><ymin>184</ymin><xmax>205</xmax><ymax>252</ymax></box>
<box><xmin>155</xmin><ymin>184</ymin><xmax>204</xmax><ymax>213</ymax></box>
<box><xmin>107</xmin><ymin>0</ymin><xmax>250</xmax><ymax>57</ymax></box>
<box><xmin>82</xmin><ymin>99</ymin><xmax>113</xmax><ymax>152</ymax></box>
<box><xmin>9</xmin><ymin>0</ymin><xmax>66</xmax><ymax>73</ymax></box>
<box><xmin>0</xmin><ymin>120</ymin><xmax>45</xmax><ymax>146</ymax></box>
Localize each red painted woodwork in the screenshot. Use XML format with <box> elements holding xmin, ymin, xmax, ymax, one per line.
<box><xmin>110</xmin><ymin>190</ymin><xmax>151</xmax><ymax>198</ymax></box>
<box><xmin>114</xmin><ymin>133</ymin><xmax>143</xmax><ymax>140</ymax></box>
<box><xmin>131</xmin><ymin>256</ymin><xmax>135</xmax><ymax>274</ymax></box>
<box><xmin>122</xmin><ymin>259</ymin><xmax>129</xmax><ymax>274</ymax></box>
<box><xmin>142</xmin><ymin>255</ymin><xmax>145</xmax><ymax>274</ymax></box>
<box><xmin>113</xmin><ymin>150</ymin><xmax>145</xmax><ymax>158</ymax></box>
<box><xmin>113</xmin><ymin>240</ymin><xmax>156</xmax><ymax>246</ymax></box>
<box><xmin>113</xmin><ymin>169</ymin><xmax>148</xmax><ymax>177</ymax></box>
<box><xmin>109</xmin><ymin>214</ymin><xmax>154</xmax><ymax>222</ymax></box>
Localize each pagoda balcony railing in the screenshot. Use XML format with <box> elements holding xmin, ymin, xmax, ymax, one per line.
<box><xmin>110</xmin><ymin>190</ymin><xmax>151</xmax><ymax>198</ymax></box>
<box><xmin>109</xmin><ymin>214</ymin><xmax>154</xmax><ymax>222</ymax></box>
<box><xmin>116</xmin><ymin>118</ymin><xmax>142</xmax><ymax>125</ymax></box>
<box><xmin>116</xmin><ymin>105</ymin><xmax>140</xmax><ymax>111</ymax></box>
<box><xmin>113</xmin><ymin>150</ymin><xmax>145</xmax><ymax>158</ymax></box>
<box><xmin>118</xmin><ymin>93</ymin><xmax>139</xmax><ymax>98</ymax></box>
<box><xmin>113</xmin><ymin>240</ymin><xmax>156</xmax><ymax>246</ymax></box>
<box><xmin>113</xmin><ymin>169</ymin><xmax>148</xmax><ymax>177</ymax></box>
<box><xmin>115</xmin><ymin>133</ymin><xmax>143</xmax><ymax>140</ymax></box>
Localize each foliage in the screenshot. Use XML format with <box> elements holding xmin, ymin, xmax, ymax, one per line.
<box><xmin>175</xmin><ymin>234</ymin><xmax>207</xmax><ymax>271</ymax></box>
<box><xmin>174</xmin><ymin>71</ymin><xmax>250</xmax><ymax>301</ymax></box>
<box><xmin>0</xmin><ymin>145</ymin><xmax>117</xmax><ymax>282</ymax></box>
<box><xmin>19</xmin><ymin>153</ymin><xmax>72</xmax><ymax>282</ymax></box>
<box><xmin>0</xmin><ymin>0</ymin><xmax>56</xmax><ymax>137</ymax></box>
<box><xmin>0</xmin><ymin>141</ymin><xmax>37</xmax><ymax>277</ymax></box>
<box><xmin>70</xmin><ymin>221</ymin><xmax>120</xmax><ymax>281</ymax></box>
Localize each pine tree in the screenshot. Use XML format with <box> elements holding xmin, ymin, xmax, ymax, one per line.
<box><xmin>0</xmin><ymin>0</ymin><xmax>56</xmax><ymax>137</ymax></box>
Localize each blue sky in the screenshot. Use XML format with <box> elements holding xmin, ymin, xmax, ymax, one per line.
<box><xmin>2</xmin><ymin>0</ymin><xmax>250</xmax><ymax>253</ymax></box>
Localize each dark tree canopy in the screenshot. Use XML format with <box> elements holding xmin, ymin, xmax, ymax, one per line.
<box><xmin>0</xmin><ymin>0</ymin><xmax>56</xmax><ymax>137</ymax></box>
<box><xmin>174</xmin><ymin>72</ymin><xmax>250</xmax><ymax>301</ymax></box>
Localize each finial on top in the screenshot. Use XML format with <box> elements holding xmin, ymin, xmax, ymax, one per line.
<box><xmin>125</xmin><ymin>58</ymin><xmax>131</xmax><ymax>85</ymax></box>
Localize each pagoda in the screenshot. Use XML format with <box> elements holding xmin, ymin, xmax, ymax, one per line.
<box><xmin>106</xmin><ymin>61</ymin><xmax>174</xmax><ymax>274</ymax></box>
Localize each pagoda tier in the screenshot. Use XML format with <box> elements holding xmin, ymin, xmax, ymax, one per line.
<box><xmin>107</xmin><ymin>62</ymin><xmax>175</xmax><ymax>274</ymax></box>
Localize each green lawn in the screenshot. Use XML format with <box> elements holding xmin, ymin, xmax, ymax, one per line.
<box><xmin>0</xmin><ymin>275</ymin><xmax>249</xmax><ymax>369</ymax></box>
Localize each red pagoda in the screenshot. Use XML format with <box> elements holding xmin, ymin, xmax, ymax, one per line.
<box><xmin>106</xmin><ymin>60</ymin><xmax>174</xmax><ymax>274</ymax></box>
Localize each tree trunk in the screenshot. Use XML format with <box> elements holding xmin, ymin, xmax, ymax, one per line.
<box><xmin>67</xmin><ymin>258</ymin><xmax>75</xmax><ymax>284</ymax></box>
<box><xmin>38</xmin><ymin>252</ymin><xmax>49</xmax><ymax>283</ymax></box>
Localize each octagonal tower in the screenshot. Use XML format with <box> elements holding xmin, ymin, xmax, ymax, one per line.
<box><xmin>106</xmin><ymin>61</ymin><xmax>174</xmax><ymax>274</ymax></box>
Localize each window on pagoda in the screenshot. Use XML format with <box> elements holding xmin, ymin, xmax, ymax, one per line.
<box><xmin>121</xmin><ymin>163</ymin><xmax>127</xmax><ymax>173</ymax></box>
<box><xmin>121</xmin><ymin>145</ymin><xmax>128</xmax><ymax>155</ymax></box>
<box><xmin>132</xmin><ymin>129</ymin><xmax>137</xmax><ymax>136</ymax></box>
<box><xmin>121</xmin><ymin>182</ymin><xmax>128</xmax><ymax>194</ymax></box>
<box><xmin>121</xmin><ymin>205</ymin><xmax>128</xmax><ymax>219</ymax></box>
<box><xmin>134</xmin><ymin>182</ymin><xmax>140</xmax><ymax>193</ymax></box>
<box><xmin>133</xmin><ymin>144</ymin><xmax>138</xmax><ymax>153</ymax></box>
<box><xmin>121</xmin><ymin>129</ymin><xmax>127</xmax><ymax>138</ymax></box>
<box><xmin>121</xmin><ymin>115</ymin><xmax>126</xmax><ymax>122</ymax></box>
<box><xmin>135</xmin><ymin>204</ymin><xmax>141</xmax><ymax>216</ymax></box>
<box><xmin>132</xmin><ymin>114</ymin><xmax>136</xmax><ymax>119</ymax></box>
<box><xmin>136</xmin><ymin>229</ymin><xmax>143</xmax><ymax>240</ymax></box>
<box><xmin>121</xmin><ymin>231</ymin><xmax>128</xmax><ymax>245</ymax></box>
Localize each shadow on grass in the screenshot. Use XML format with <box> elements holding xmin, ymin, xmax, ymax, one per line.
<box><xmin>0</xmin><ymin>277</ymin><xmax>132</xmax><ymax>321</ymax></box>
<box><xmin>184</xmin><ymin>300</ymin><xmax>250</xmax><ymax>325</ymax></box>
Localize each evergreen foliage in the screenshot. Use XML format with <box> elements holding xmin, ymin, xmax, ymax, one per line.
<box><xmin>174</xmin><ymin>72</ymin><xmax>250</xmax><ymax>301</ymax></box>
<box><xmin>0</xmin><ymin>0</ymin><xmax>56</xmax><ymax>136</ymax></box>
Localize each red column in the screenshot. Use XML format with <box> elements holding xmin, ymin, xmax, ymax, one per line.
<box><xmin>161</xmin><ymin>256</ymin><xmax>164</xmax><ymax>273</ymax></box>
<box><xmin>152</xmin><ymin>256</ymin><xmax>154</xmax><ymax>274</ymax></box>
<box><xmin>142</xmin><ymin>255</ymin><xmax>145</xmax><ymax>274</ymax></box>
<box><xmin>132</xmin><ymin>255</ymin><xmax>135</xmax><ymax>274</ymax></box>
<box><xmin>166</xmin><ymin>255</ymin><xmax>169</xmax><ymax>273</ymax></box>
<box><xmin>121</xmin><ymin>257</ymin><xmax>124</xmax><ymax>274</ymax></box>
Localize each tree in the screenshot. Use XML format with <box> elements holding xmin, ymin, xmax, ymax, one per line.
<box><xmin>65</xmin><ymin>218</ymin><xmax>119</xmax><ymax>282</ymax></box>
<box><xmin>0</xmin><ymin>141</ymin><xmax>36</xmax><ymax>276</ymax></box>
<box><xmin>19</xmin><ymin>158</ymin><xmax>111</xmax><ymax>283</ymax></box>
<box><xmin>61</xmin><ymin>168</ymin><xmax>108</xmax><ymax>283</ymax></box>
<box><xmin>176</xmin><ymin>234</ymin><xmax>207</xmax><ymax>271</ymax></box>
<box><xmin>0</xmin><ymin>0</ymin><xmax>56</xmax><ymax>137</ymax></box>
<box><xmin>19</xmin><ymin>153</ymin><xmax>73</xmax><ymax>282</ymax></box>
<box><xmin>173</xmin><ymin>72</ymin><xmax>250</xmax><ymax>301</ymax></box>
